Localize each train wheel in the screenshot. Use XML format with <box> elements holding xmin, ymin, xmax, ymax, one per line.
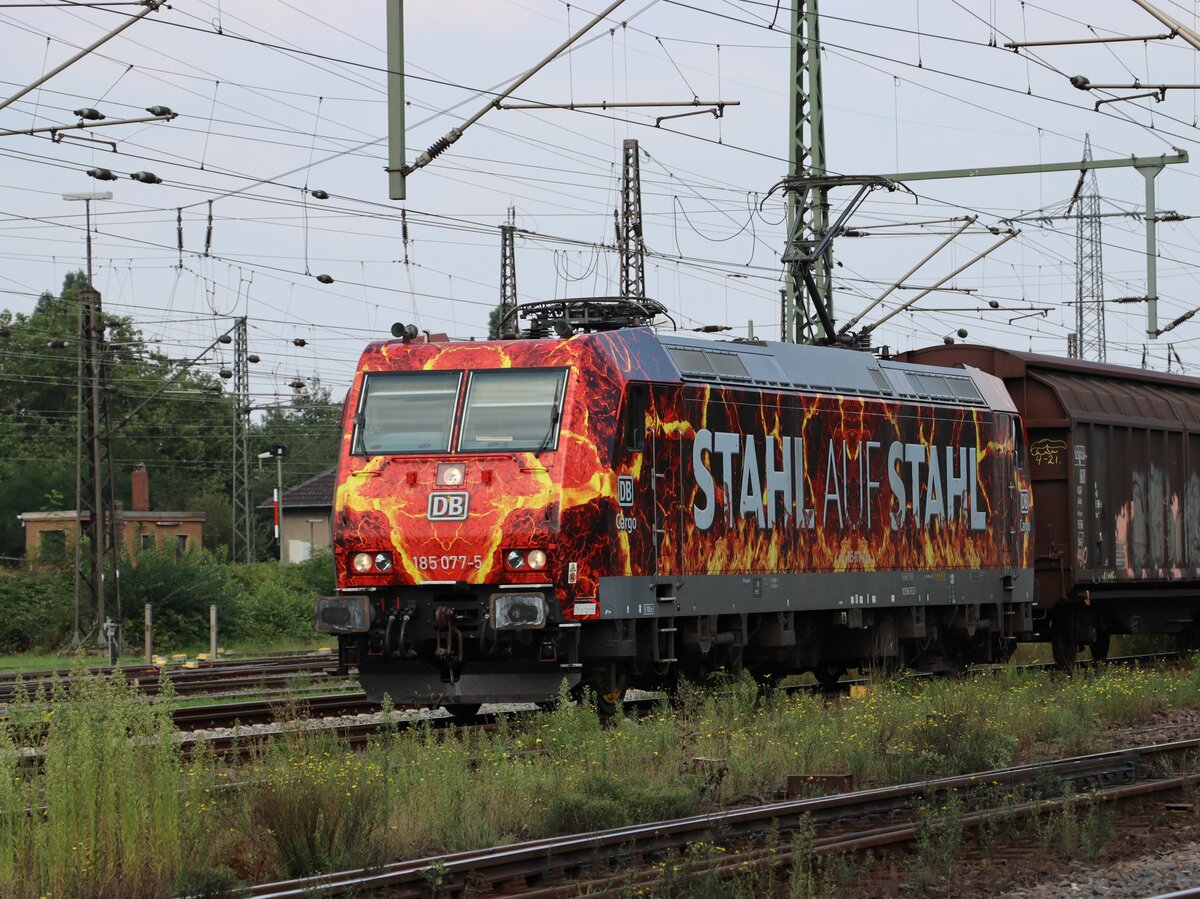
<box><xmin>1090</xmin><ymin>632</ymin><xmax>1111</xmax><ymax>662</ymax></box>
<box><xmin>814</xmin><ymin>665</ymin><xmax>845</xmax><ymax>690</ymax></box>
<box><xmin>442</xmin><ymin>703</ymin><xmax>482</xmax><ymax>720</ymax></box>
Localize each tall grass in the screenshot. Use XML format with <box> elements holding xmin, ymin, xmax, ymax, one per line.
<box><xmin>0</xmin><ymin>660</ymin><xmax>1198</xmax><ymax>894</ymax></box>
<box><xmin>0</xmin><ymin>660</ymin><xmax>184</xmax><ymax>898</ymax></box>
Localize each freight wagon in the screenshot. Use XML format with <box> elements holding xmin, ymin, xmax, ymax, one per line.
<box><xmin>902</xmin><ymin>345</ymin><xmax>1200</xmax><ymax>666</ymax></box>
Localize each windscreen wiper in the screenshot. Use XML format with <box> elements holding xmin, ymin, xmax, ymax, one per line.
<box><xmin>534</xmin><ymin>376</ymin><xmax>563</xmax><ymax>459</ymax></box>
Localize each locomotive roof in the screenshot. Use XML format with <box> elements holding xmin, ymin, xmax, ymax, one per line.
<box><xmin>358</xmin><ymin>330</ymin><xmax>1016</xmax><ymax>412</ymax></box>
<box><xmin>654</xmin><ymin>332</ymin><xmax>1015</xmax><ymax>412</ymax></box>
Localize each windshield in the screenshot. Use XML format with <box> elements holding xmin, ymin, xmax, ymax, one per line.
<box><xmin>353</xmin><ymin>371</ymin><xmax>460</xmax><ymax>455</ymax></box>
<box><xmin>458</xmin><ymin>369</ymin><xmax>567</xmax><ymax>453</ymax></box>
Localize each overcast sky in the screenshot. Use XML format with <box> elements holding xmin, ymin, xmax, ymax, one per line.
<box><xmin>3</xmin><ymin>0</ymin><xmax>1200</xmax><ymax>406</ymax></box>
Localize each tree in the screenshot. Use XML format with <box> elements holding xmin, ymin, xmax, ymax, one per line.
<box><xmin>0</xmin><ymin>272</ymin><xmax>239</xmax><ymax>558</ymax></box>
<box><xmin>247</xmin><ymin>380</ymin><xmax>344</xmax><ymax>560</ymax></box>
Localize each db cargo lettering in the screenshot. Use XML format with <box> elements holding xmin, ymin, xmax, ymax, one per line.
<box><xmin>690</xmin><ymin>430</ymin><xmax>987</xmax><ymax>533</ymax></box>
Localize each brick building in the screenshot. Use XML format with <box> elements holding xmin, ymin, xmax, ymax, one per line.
<box><xmin>20</xmin><ymin>464</ymin><xmax>204</xmax><ymax>562</ymax></box>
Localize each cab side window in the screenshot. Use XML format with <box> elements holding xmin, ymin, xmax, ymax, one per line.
<box><xmin>623</xmin><ymin>385</ymin><xmax>646</xmax><ymax>451</ymax></box>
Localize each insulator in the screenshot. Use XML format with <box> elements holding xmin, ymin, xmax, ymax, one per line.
<box><xmin>247</xmin><ymin>354</ymin><xmax>260</xmax><ymax>363</ymax></box>
<box><xmin>289</xmin><ymin>379</ymin><xmax>306</xmax><ymax>390</ymax></box>
<box><xmin>315</xmin><ymin>273</ymin><xmax>334</xmax><ymax>284</ymax></box>
<box><xmin>145</xmin><ymin>105</ymin><xmax>174</xmax><ymax>117</ymax></box>
<box><xmin>310</xmin><ymin>189</ymin><xmax>329</xmax><ymax>200</ymax></box>
<box><xmin>74</xmin><ymin>107</ymin><xmax>104</xmax><ymax>121</ymax></box>
<box><xmin>130</xmin><ymin>171</ymin><xmax>163</xmax><ymax>184</ymax></box>
<box><xmin>87</xmin><ymin>167</ymin><xmax>118</xmax><ymax>181</ymax></box>
<box><xmin>219</xmin><ymin>368</ymin><xmax>233</xmax><ymax>379</ymax></box>
<box><xmin>218</xmin><ymin>334</ymin><xmax>232</xmax><ymax>344</ymax></box>
<box><xmin>292</xmin><ymin>338</ymin><xmax>307</xmax><ymax>347</ymax></box>
<box><xmin>47</xmin><ymin>340</ymin><xmax>69</xmax><ymax>349</ymax></box>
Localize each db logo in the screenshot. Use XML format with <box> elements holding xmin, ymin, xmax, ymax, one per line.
<box><xmin>427</xmin><ymin>492</ymin><xmax>469</xmax><ymax>521</ymax></box>
<box><xmin>617</xmin><ymin>476</ymin><xmax>634</xmax><ymax>508</ymax></box>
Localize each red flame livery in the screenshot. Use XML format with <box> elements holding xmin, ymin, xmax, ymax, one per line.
<box><xmin>318</xmin><ymin>328</ymin><xmax>1036</xmax><ymax>708</ymax></box>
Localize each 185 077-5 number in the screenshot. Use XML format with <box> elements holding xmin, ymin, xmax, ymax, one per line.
<box><xmin>413</xmin><ymin>555</ymin><xmax>483</xmax><ymax>572</ymax></box>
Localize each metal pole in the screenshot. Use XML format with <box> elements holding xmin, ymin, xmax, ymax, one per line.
<box><xmin>386</xmin><ymin>0</ymin><xmax>405</xmax><ymax>200</ymax></box>
<box><xmin>276</xmin><ymin>455</ymin><xmax>283</xmax><ymax>563</ymax></box>
<box><xmin>1143</xmin><ymin>164</ymin><xmax>1162</xmax><ymax>337</ymax></box>
<box><xmin>209</xmin><ymin>604</ymin><xmax>217</xmax><ymax>664</ymax></box>
<box><xmin>144</xmin><ymin>603</ymin><xmax>152</xmax><ymax>664</ymax></box>
<box><xmin>85</xmin><ymin>198</ymin><xmax>92</xmax><ymax>288</ymax></box>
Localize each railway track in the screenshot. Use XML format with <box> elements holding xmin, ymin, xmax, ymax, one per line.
<box><xmin>0</xmin><ymin>650</ymin><xmax>342</xmax><ymax>703</ymax></box>
<box><xmin>235</xmin><ymin>738</ymin><xmax>1200</xmax><ymax>898</ymax></box>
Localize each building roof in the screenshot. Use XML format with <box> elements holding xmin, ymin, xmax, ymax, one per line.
<box><xmin>19</xmin><ymin>510</ymin><xmax>205</xmax><ymax>522</ymax></box>
<box><xmin>259</xmin><ymin>466</ymin><xmax>336</xmax><ymax>511</ymax></box>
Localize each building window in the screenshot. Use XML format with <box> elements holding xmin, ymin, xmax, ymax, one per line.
<box><xmin>141</xmin><ymin>533</ymin><xmax>153</xmax><ymax>551</ymax></box>
<box><xmin>175</xmin><ymin>534</ymin><xmax>188</xmax><ymax>562</ymax></box>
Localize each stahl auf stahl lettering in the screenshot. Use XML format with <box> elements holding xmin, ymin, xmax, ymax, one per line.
<box><xmin>690</xmin><ymin>430</ymin><xmax>988</xmax><ymax>533</ymax></box>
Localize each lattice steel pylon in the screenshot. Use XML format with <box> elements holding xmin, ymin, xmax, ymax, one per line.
<box><xmin>618</xmin><ymin>139</ymin><xmax>646</xmax><ymax>300</ymax></box>
<box><xmin>1074</xmin><ymin>136</ymin><xmax>1107</xmax><ymax>362</ymax></box>
<box><xmin>784</xmin><ymin>0</ymin><xmax>831</xmax><ymax>343</ymax></box>
<box><xmin>73</xmin><ymin>285</ymin><xmax>117</xmax><ymax>645</ymax></box>
<box><xmin>231</xmin><ymin>316</ymin><xmax>253</xmax><ymax>562</ymax></box>
<box><xmin>498</xmin><ymin>207</ymin><xmax>517</xmax><ymax>336</ymax></box>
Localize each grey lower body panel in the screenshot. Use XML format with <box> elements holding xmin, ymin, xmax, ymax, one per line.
<box><xmin>596</xmin><ymin>568</ymin><xmax>1034</xmax><ymax>619</ymax></box>
<box><xmin>359</xmin><ymin>660</ymin><xmax>580</xmax><ymax>706</ymax></box>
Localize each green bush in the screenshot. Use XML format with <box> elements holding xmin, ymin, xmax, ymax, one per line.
<box><xmin>0</xmin><ymin>566</ymin><xmax>73</xmax><ymax>651</ymax></box>
<box><xmin>230</xmin><ymin>552</ymin><xmax>333</xmax><ymax>643</ymax></box>
<box><xmin>118</xmin><ymin>546</ymin><xmax>242</xmax><ymax>650</ymax></box>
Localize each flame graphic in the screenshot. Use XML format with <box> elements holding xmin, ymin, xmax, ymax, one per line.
<box><xmin>333</xmin><ymin>330</ymin><xmax>1031</xmax><ymax>621</ymax></box>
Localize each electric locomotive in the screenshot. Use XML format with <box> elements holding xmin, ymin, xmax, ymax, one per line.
<box><xmin>317</xmin><ymin>300</ymin><xmax>1035</xmax><ymax>711</ymax></box>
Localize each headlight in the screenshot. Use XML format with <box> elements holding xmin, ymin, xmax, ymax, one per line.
<box><xmin>352</xmin><ymin>552</ymin><xmax>373</xmax><ymax>573</ymax></box>
<box><xmin>437</xmin><ymin>462</ymin><xmax>465</xmax><ymax>486</ymax></box>
<box><xmin>506</xmin><ymin>549</ymin><xmax>525</xmax><ymax>569</ymax></box>
<box><xmin>373</xmin><ymin>552</ymin><xmax>393</xmax><ymax>572</ymax></box>
<box><xmin>526</xmin><ymin>549</ymin><xmax>547</xmax><ymax>570</ymax></box>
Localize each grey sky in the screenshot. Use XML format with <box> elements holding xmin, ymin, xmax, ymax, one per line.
<box><xmin>2</xmin><ymin>0</ymin><xmax>1200</xmax><ymax>405</ymax></box>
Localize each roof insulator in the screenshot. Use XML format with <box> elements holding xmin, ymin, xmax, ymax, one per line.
<box><xmin>247</xmin><ymin>353</ymin><xmax>260</xmax><ymax>363</ymax></box>
<box><xmin>315</xmin><ymin>273</ymin><xmax>334</xmax><ymax>284</ymax></box>
<box><xmin>310</xmin><ymin>189</ymin><xmax>329</xmax><ymax>200</ymax></box>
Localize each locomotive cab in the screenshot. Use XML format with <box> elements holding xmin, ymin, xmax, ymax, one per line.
<box><xmin>318</xmin><ymin>356</ymin><xmax>588</xmax><ymax>707</ymax></box>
